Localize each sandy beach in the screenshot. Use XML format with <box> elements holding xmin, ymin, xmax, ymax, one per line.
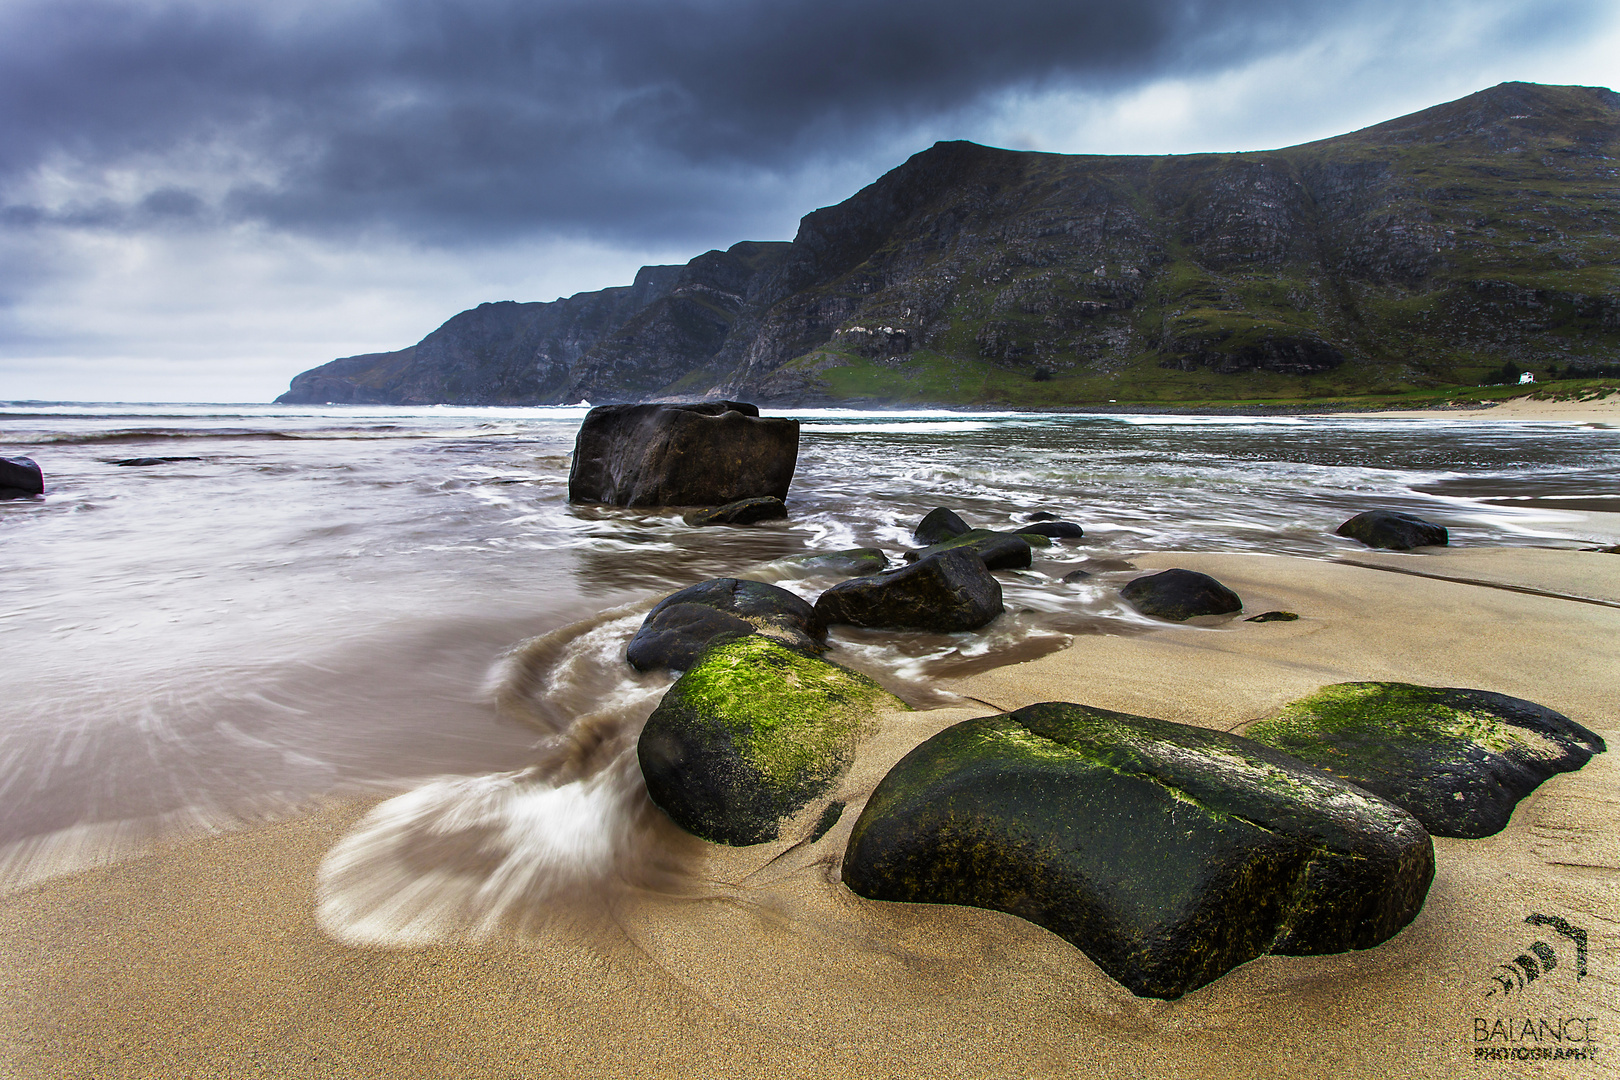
<box><xmin>1</xmin><ymin>539</ymin><xmax>1615</xmax><ymax>1079</ymax></box>
<box><xmin>1346</xmin><ymin>393</ymin><xmax>1620</xmax><ymax>425</ymax></box>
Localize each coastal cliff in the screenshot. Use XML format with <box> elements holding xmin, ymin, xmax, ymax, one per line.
<box><xmin>277</xmin><ymin>81</ymin><xmax>1620</xmax><ymax>407</ymax></box>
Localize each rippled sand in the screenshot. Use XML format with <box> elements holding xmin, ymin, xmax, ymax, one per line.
<box><xmin>3</xmin><ymin>546</ymin><xmax>1616</xmax><ymax>1078</ymax></box>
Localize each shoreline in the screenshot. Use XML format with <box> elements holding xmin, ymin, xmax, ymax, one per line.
<box><xmin>4</xmin><ymin>545</ymin><xmax>1617</xmax><ymax>1077</ymax></box>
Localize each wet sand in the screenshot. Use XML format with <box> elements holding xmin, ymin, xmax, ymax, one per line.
<box><xmin>3</xmin><ymin>547</ymin><xmax>1618</xmax><ymax>1078</ymax></box>
<box><xmin>1349</xmin><ymin>392</ymin><xmax>1620</xmax><ymax>425</ymax></box>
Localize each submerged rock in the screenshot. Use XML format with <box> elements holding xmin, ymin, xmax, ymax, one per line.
<box><xmin>1120</xmin><ymin>568</ymin><xmax>1243</xmax><ymax>621</ymax></box>
<box><xmin>627</xmin><ymin>578</ymin><xmax>825</xmax><ymax>672</ymax></box>
<box><xmin>683</xmin><ymin>496</ymin><xmax>787</xmax><ymax>527</ymax></box>
<box><xmin>1247</xmin><ymin>610</ymin><xmax>1300</xmax><ymax>622</ymax></box>
<box><xmin>903</xmin><ymin>529</ymin><xmax>1033</xmax><ymax>570</ymax></box>
<box><xmin>1019</xmin><ymin>520</ymin><xmax>1085</xmax><ymax>539</ymax></box>
<box><xmin>1246</xmin><ymin>683</ymin><xmax>1607</xmax><ymax>838</ymax></box>
<box><xmin>568</xmin><ymin>402</ymin><xmax>798</xmax><ymax>507</ymax></box>
<box><xmin>842</xmin><ymin>702</ymin><xmax>1435</xmax><ymax>1000</ymax></box>
<box><xmin>638</xmin><ymin>637</ymin><xmax>906</xmax><ymax>845</ymax></box>
<box><xmin>913</xmin><ymin>507</ymin><xmax>970</xmax><ymax>545</ymax></box>
<box><xmin>1335</xmin><ymin>510</ymin><xmax>1448</xmax><ymax>550</ymax></box>
<box><xmin>783</xmin><ymin>548</ymin><xmax>890</xmax><ymax>577</ymax></box>
<box><xmin>0</xmin><ymin>456</ymin><xmax>43</xmax><ymax>499</ymax></box>
<box><xmin>815</xmin><ymin>549</ymin><xmax>1003</xmax><ymax>632</ymax></box>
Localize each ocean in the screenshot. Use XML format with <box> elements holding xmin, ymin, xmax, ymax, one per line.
<box><xmin>3</xmin><ymin>402</ymin><xmax>1618</xmax><ymax>916</ymax></box>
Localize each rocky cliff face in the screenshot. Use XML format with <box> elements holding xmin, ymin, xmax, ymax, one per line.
<box><xmin>277</xmin><ymin>82</ymin><xmax>1620</xmax><ymax>407</ymax></box>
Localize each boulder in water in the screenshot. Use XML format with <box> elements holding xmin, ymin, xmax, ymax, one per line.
<box><xmin>568</xmin><ymin>402</ymin><xmax>799</xmax><ymax>507</ymax></box>
<box><xmin>627</xmin><ymin>578</ymin><xmax>825</xmax><ymax>672</ymax></box>
<box><xmin>682</xmin><ymin>496</ymin><xmax>788</xmax><ymax>527</ymax></box>
<box><xmin>1246</xmin><ymin>682</ymin><xmax>1606</xmax><ymax>838</ymax></box>
<box><xmin>842</xmin><ymin>701</ymin><xmax>1435</xmax><ymax>999</ymax></box>
<box><xmin>1335</xmin><ymin>510</ymin><xmax>1448</xmax><ymax>550</ymax></box>
<box><xmin>903</xmin><ymin>529</ymin><xmax>1033</xmax><ymax>570</ymax></box>
<box><xmin>638</xmin><ymin>636</ymin><xmax>906</xmax><ymax>845</ymax></box>
<box><xmin>815</xmin><ymin>549</ymin><xmax>1003</xmax><ymax>632</ymax></box>
<box><xmin>0</xmin><ymin>456</ymin><xmax>43</xmax><ymax>499</ymax></box>
<box><xmin>1120</xmin><ymin>568</ymin><xmax>1243</xmax><ymax>621</ymax></box>
<box><xmin>913</xmin><ymin>507</ymin><xmax>970</xmax><ymax>545</ymax></box>
<box><xmin>1018</xmin><ymin>520</ymin><xmax>1084</xmax><ymax>539</ymax></box>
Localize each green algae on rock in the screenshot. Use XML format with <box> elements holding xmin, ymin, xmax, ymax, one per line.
<box><xmin>1245</xmin><ymin>682</ymin><xmax>1606</xmax><ymax>839</ymax></box>
<box><xmin>842</xmin><ymin>702</ymin><xmax>1434</xmax><ymax>1000</ymax></box>
<box><xmin>639</xmin><ymin>637</ymin><xmax>907</xmax><ymax>846</ymax></box>
<box><xmin>902</xmin><ymin>529</ymin><xmax>1033</xmax><ymax>570</ymax></box>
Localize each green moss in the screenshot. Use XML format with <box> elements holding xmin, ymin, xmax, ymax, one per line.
<box><xmin>1249</xmin><ymin>682</ymin><xmax>1544</xmax><ymax>758</ymax></box>
<box><xmin>669</xmin><ymin>636</ymin><xmax>906</xmax><ymax>786</ymax></box>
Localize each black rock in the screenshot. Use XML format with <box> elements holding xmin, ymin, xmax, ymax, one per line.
<box><xmin>1247</xmin><ymin>611</ymin><xmax>1300</xmax><ymax>622</ymax></box>
<box><xmin>784</xmin><ymin>548</ymin><xmax>890</xmax><ymax>577</ymax></box>
<box><xmin>913</xmin><ymin>507</ymin><xmax>970</xmax><ymax>545</ymax></box>
<box><xmin>843</xmin><ymin>702</ymin><xmax>1435</xmax><ymax>1000</ymax></box>
<box><xmin>0</xmin><ymin>457</ymin><xmax>43</xmax><ymax>496</ymax></box>
<box><xmin>627</xmin><ymin>578</ymin><xmax>826</xmax><ymax>672</ymax></box>
<box><xmin>1018</xmin><ymin>520</ymin><xmax>1084</xmax><ymax>539</ymax></box>
<box><xmin>1025</xmin><ymin>511</ymin><xmax>1060</xmax><ymax>522</ymax></box>
<box><xmin>111</xmin><ymin>456</ymin><xmax>203</xmax><ymax>467</ymax></box>
<box><xmin>1061</xmin><ymin>569</ymin><xmax>1092</xmax><ymax>582</ymax></box>
<box><xmin>903</xmin><ymin>529</ymin><xmax>1032</xmax><ymax>570</ymax></box>
<box><xmin>815</xmin><ymin>549</ymin><xmax>1003</xmax><ymax>632</ymax></box>
<box><xmin>568</xmin><ymin>402</ymin><xmax>798</xmax><ymax>507</ymax></box>
<box><xmin>1335</xmin><ymin>510</ymin><xmax>1448</xmax><ymax>550</ymax></box>
<box><xmin>1246</xmin><ymin>683</ymin><xmax>1607</xmax><ymax>838</ymax></box>
<box><xmin>638</xmin><ymin>637</ymin><xmax>905</xmax><ymax>845</ymax></box>
<box><xmin>683</xmin><ymin>496</ymin><xmax>788</xmax><ymax>527</ymax></box>
<box><xmin>1120</xmin><ymin>568</ymin><xmax>1243</xmax><ymax>621</ymax></box>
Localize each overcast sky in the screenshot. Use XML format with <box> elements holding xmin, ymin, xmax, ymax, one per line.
<box><xmin>1</xmin><ymin>0</ymin><xmax>1616</xmax><ymax>402</ymax></box>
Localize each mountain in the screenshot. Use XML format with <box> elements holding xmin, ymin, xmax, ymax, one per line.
<box><xmin>276</xmin><ymin>82</ymin><xmax>1620</xmax><ymax>407</ymax></box>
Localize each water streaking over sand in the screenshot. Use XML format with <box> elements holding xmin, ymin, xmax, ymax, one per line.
<box><xmin>4</xmin><ymin>402</ymin><xmax>1620</xmax><ymax>906</ymax></box>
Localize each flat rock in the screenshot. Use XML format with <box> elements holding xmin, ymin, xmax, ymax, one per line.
<box><xmin>815</xmin><ymin>549</ymin><xmax>1003</xmax><ymax>632</ymax></box>
<box><xmin>568</xmin><ymin>402</ymin><xmax>799</xmax><ymax>507</ymax></box>
<box><xmin>683</xmin><ymin>496</ymin><xmax>787</xmax><ymax>527</ymax></box>
<box><xmin>1246</xmin><ymin>682</ymin><xmax>1607</xmax><ymax>838</ymax></box>
<box><xmin>903</xmin><ymin>529</ymin><xmax>1033</xmax><ymax>570</ymax></box>
<box><xmin>843</xmin><ymin>702</ymin><xmax>1435</xmax><ymax>999</ymax></box>
<box><xmin>913</xmin><ymin>507</ymin><xmax>970</xmax><ymax>545</ymax></box>
<box><xmin>1120</xmin><ymin>568</ymin><xmax>1242</xmax><ymax>621</ymax></box>
<box><xmin>627</xmin><ymin>578</ymin><xmax>825</xmax><ymax>672</ymax></box>
<box><xmin>638</xmin><ymin>637</ymin><xmax>906</xmax><ymax>845</ymax></box>
<box><xmin>1335</xmin><ymin>510</ymin><xmax>1448</xmax><ymax>550</ymax></box>
<box><xmin>0</xmin><ymin>457</ymin><xmax>43</xmax><ymax>496</ymax></box>
<box><xmin>1018</xmin><ymin>520</ymin><xmax>1084</xmax><ymax>539</ymax></box>
<box><xmin>782</xmin><ymin>548</ymin><xmax>890</xmax><ymax>577</ymax></box>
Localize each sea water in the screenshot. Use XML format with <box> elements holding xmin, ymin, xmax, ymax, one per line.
<box><xmin>2</xmin><ymin>402</ymin><xmax>1617</xmax><ymax>924</ymax></box>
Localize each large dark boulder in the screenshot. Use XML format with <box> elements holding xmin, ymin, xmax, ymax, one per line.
<box><xmin>815</xmin><ymin>549</ymin><xmax>1003</xmax><ymax>632</ymax></box>
<box><xmin>1120</xmin><ymin>568</ymin><xmax>1243</xmax><ymax>621</ymax></box>
<box><xmin>843</xmin><ymin>702</ymin><xmax>1435</xmax><ymax>1000</ymax></box>
<box><xmin>903</xmin><ymin>529</ymin><xmax>1033</xmax><ymax>570</ymax></box>
<box><xmin>1335</xmin><ymin>510</ymin><xmax>1448</xmax><ymax>550</ymax></box>
<box><xmin>913</xmin><ymin>507</ymin><xmax>971</xmax><ymax>545</ymax></box>
<box><xmin>627</xmin><ymin>578</ymin><xmax>826</xmax><ymax>672</ymax></box>
<box><xmin>0</xmin><ymin>456</ymin><xmax>43</xmax><ymax>498</ymax></box>
<box><xmin>1246</xmin><ymin>682</ymin><xmax>1606</xmax><ymax>838</ymax></box>
<box><xmin>682</xmin><ymin>496</ymin><xmax>787</xmax><ymax>527</ymax></box>
<box><xmin>638</xmin><ymin>637</ymin><xmax>907</xmax><ymax>845</ymax></box>
<box><xmin>568</xmin><ymin>402</ymin><xmax>798</xmax><ymax>507</ymax></box>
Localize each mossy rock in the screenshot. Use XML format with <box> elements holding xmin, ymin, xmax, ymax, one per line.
<box><xmin>639</xmin><ymin>637</ymin><xmax>907</xmax><ymax>845</ymax></box>
<box><xmin>1246</xmin><ymin>683</ymin><xmax>1606</xmax><ymax>838</ymax></box>
<box><xmin>842</xmin><ymin>702</ymin><xmax>1434</xmax><ymax>1000</ymax></box>
<box><xmin>783</xmin><ymin>548</ymin><xmax>890</xmax><ymax>577</ymax></box>
<box><xmin>627</xmin><ymin>578</ymin><xmax>825</xmax><ymax>673</ymax></box>
<box><xmin>903</xmin><ymin>529</ymin><xmax>1033</xmax><ymax>570</ymax></box>
<box><xmin>913</xmin><ymin>507</ymin><xmax>970</xmax><ymax>545</ymax></box>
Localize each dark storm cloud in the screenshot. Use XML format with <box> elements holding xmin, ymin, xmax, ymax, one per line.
<box><xmin>0</xmin><ymin>0</ymin><xmax>1603</xmax><ymax>245</ymax></box>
